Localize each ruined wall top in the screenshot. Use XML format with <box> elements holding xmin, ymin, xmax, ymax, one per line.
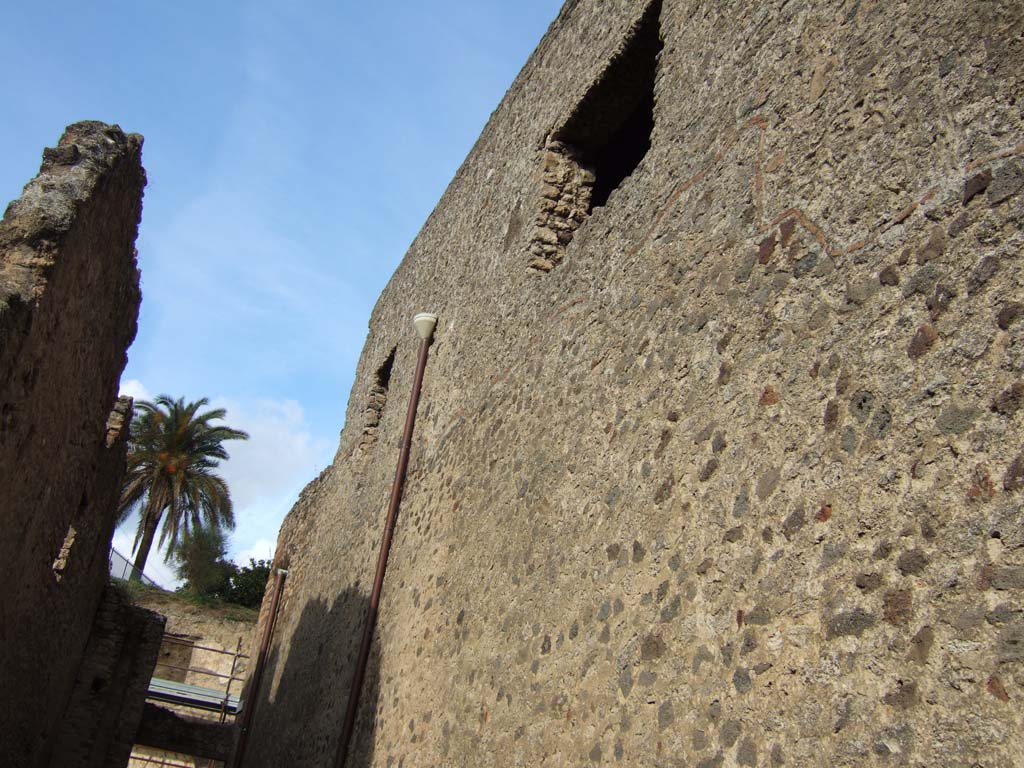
<box><xmin>1</xmin><ymin>121</ymin><xmax>143</xmax><ymax>312</ymax></box>
<box><xmin>0</xmin><ymin>121</ymin><xmax>146</xmax><ymax>768</ymax></box>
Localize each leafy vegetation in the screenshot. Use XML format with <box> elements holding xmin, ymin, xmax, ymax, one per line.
<box><xmin>173</xmin><ymin>524</ymin><xmax>237</xmax><ymax>599</ymax></box>
<box><xmin>173</xmin><ymin>524</ymin><xmax>271</xmax><ymax>607</ymax></box>
<box><xmin>227</xmin><ymin>558</ymin><xmax>273</xmax><ymax>608</ymax></box>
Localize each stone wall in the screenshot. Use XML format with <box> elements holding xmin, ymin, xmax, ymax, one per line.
<box><xmin>246</xmin><ymin>1</ymin><xmax>1024</xmax><ymax>766</ymax></box>
<box><xmin>0</xmin><ymin>122</ymin><xmax>145</xmax><ymax>767</ymax></box>
<box><xmin>51</xmin><ymin>586</ymin><xmax>166</xmax><ymax>768</ymax></box>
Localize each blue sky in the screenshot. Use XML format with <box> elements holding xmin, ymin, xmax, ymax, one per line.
<box><xmin>1</xmin><ymin>1</ymin><xmax>561</xmax><ymax>585</ymax></box>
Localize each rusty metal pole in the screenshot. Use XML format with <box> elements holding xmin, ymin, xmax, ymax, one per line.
<box><xmin>335</xmin><ymin>312</ymin><xmax>437</xmax><ymax>768</ymax></box>
<box><xmin>231</xmin><ymin>567</ymin><xmax>288</xmax><ymax>768</ymax></box>
<box><xmin>220</xmin><ymin>637</ymin><xmax>244</xmax><ymax>725</ymax></box>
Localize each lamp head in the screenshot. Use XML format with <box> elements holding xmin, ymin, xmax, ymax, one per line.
<box><xmin>413</xmin><ymin>312</ymin><xmax>437</xmax><ymax>341</ymax></box>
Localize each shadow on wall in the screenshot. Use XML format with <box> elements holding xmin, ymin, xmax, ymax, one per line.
<box><xmin>245</xmin><ymin>588</ymin><xmax>379</xmax><ymax>768</ymax></box>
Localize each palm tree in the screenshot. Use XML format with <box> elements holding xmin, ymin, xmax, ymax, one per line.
<box><xmin>118</xmin><ymin>395</ymin><xmax>249</xmax><ymax>579</ymax></box>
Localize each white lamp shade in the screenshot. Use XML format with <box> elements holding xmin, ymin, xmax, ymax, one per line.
<box><xmin>413</xmin><ymin>312</ymin><xmax>438</xmax><ymax>340</ymax></box>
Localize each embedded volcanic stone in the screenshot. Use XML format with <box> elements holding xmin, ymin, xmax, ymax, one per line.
<box><xmin>879</xmin><ymin>265</ymin><xmax>900</xmax><ymax>286</ymax></box>
<box><xmin>1004</xmin><ymin>453</ymin><xmax>1024</xmax><ymax>491</ymax></box>
<box><xmin>884</xmin><ymin>589</ymin><xmax>914</xmax><ymax>625</ymax></box>
<box><xmin>897</xmin><ymin>549</ymin><xmax>928</xmax><ymax>576</ymax></box>
<box><xmin>963</xmin><ymin>169</ymin><xmax>992</xmax><ymax>205</ymax></box>
<box><xmin>882</xmin><ymin>681</ymin><xmax>918</xmax><ymax>709</ymax></box>
<box><xmin>968</xmin><ymin>255</ymin><xmax>999</xmax><ymax>294</ymax></box>
<box><xmin>992</xmin><ymin>383</ymin><xmax>1024</xmax><ymax>415</ymax></box>
<box><xmin>732</xmin><ymin>667</ymin><xmax>752</xmax><ymax>693</ymax></box>
<box><xmin>916</xmin><ymin>225</ymin><xmax>946</xmax><ymax>265</ymax></box>
<box><xmin>827</xmin><ymin>609</ymin><xmax>876</xmax><ymax>639</ymax></box>
<box><xmin>990</xmin><ymin>566</ymin><xmax>1024</xmax><ymax>590</ymax></box>
<box><xmin>997</xmin><ymin>302</ymin><xmax>1024</xmax><ymax>330</ymax></box>
<box><xmin>908</xmin><ymin>626</ymin><xmax>935</xmax><ymax>664</ymax></box>
<box><xmin>988</xmin><ymin>160</ymin><xmax>1024</xmax><ymax>205</ymax></box>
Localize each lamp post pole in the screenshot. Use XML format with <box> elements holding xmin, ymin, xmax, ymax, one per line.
<box><xmin>335</xmin><ymin>312</ymin><xmax>437</xmax><ymax>768</ymax></box>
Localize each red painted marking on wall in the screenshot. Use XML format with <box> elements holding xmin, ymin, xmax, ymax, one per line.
<box><xmin>627</xmin><ymin>112</ymin><xmax>1022</xmax><ymax>265</ymax></box>
<box><xmin>965</xmin><ymin>142</ymin><xmax>1024</xmax><ymax>173</ymax></box>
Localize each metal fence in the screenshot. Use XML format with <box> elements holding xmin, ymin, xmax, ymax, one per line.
<box><xmin>148</xmin><ymin>634</ymin><xmax>249</xmax><ymax>723</ymax></box>
<box><xmin>109</xmin><ymin>545</ymin><xmax>158</xmax><ymax>587</ymax></box>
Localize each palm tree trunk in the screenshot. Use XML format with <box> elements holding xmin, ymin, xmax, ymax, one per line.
<box><xmin>131</xmin><ymin>500</ymin><xmax>162</xmax><ymax>581</ymax></box>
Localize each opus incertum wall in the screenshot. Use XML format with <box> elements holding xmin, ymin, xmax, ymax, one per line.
<box><xmin>245</xmin><ymin>2</ymin><xmax>1024</xmax><ymax>765</ymax></box>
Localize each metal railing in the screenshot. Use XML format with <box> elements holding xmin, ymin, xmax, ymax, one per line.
<box><xmin>148</xmin><ymin>635</ymin><xmax>249</xmax><ymax>724</ymax></box>
<box><xmin>129</xmin><ymin>755</ymin><xmax>218</xmax><ymax>767</ymax></box>
<box><xmin>110</xmin><ymin>546</ymin><xmax>158</xmax><ymax>586</ymax></box>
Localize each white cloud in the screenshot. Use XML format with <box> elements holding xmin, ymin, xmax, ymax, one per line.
<box><xmin>210</xmin><ymin>395</ymin><xmax>331</xmax><ymax>564</ymax></box>
<box><xmin>119</xmin><ymin>378</ymin><xmax>153</xmax><ymax>402</ymax></box>
<box><xmin>233</xmin><ymin>537</ymin><xmax>276</xmax><ymax>567</ymax></box>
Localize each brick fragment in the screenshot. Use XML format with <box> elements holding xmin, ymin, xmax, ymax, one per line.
<box><xmin>757</xmin><ymin>233</ymin><xmax>777</xmax><ymax>264</ymax></box>
<box><xmin>883</xmin><ymin>589</ymin><xmax>913</xmax><ymax>624</ymax></box>
<box><xmin>779</xmin><ymin>218</ymin><xmax>796</xmax><ymax>247</ymax></box>
<box><xmin>987</xmin><ymin>675</ymin><xmax>1010</xmax><ymax>702</ymax></box>
<box><xmin>967</xmin><ymin>464</ymin><xmax>996</xmax><ymax>501</ymax></box>
<box><xmin>907</xmin><ymin>324</ymin><xmax>938</xmax><ymax>359</ymax></box>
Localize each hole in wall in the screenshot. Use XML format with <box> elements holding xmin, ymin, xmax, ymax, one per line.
<box><xmin>376</xmin><ymin>348</ymin><xmax>395</xmax><ymax>390</ymax></box>
<box><xmin>585</xmin><ymin>82</ymin><xmax>657</xmax><ymax>209</ymax></box>
<box><xmin>528</xmin><ymin>0</ymin><xmax>663</xmax><ymax>272</ymax></box>
<box><xmin>359</xmin><ymin>347</ymin><xmax>396</xmax><ymax>454</ymax></box>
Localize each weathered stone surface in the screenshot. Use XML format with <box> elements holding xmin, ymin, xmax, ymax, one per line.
<box><xmin>52</xmin><ymin>587</ymin><xmax>165</xmax><ymax>768</ymax></box>
<box><xmin>243</xmin><ymin>2</ymin><xmax>1024</xmax><ymax>766</ymax></box>
<box><xmin>0</xmin><ymin>122</ymin><xmax>144</xmax><ymax>768</ymax></box>
<box><xmin>135</xmin><ymin>703</ymin><xmax>235</xmax><ymax>761</ymax></box>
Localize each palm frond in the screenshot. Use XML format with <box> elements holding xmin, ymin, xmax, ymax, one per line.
<box><xmin>119</xmin><ymin>395</ymin><xmax>249</xmax><ymax>571</ymax></box>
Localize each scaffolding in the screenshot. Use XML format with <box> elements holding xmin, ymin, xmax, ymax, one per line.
<box><xmin>148</xmin><ymin>635</ymin><xmax>248</xmax><ymax>722</ymax></box>
<box><xmin>130</xmin><ymin>634</ymin><xmax>250</xmax><ymax>768</ymax></box>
